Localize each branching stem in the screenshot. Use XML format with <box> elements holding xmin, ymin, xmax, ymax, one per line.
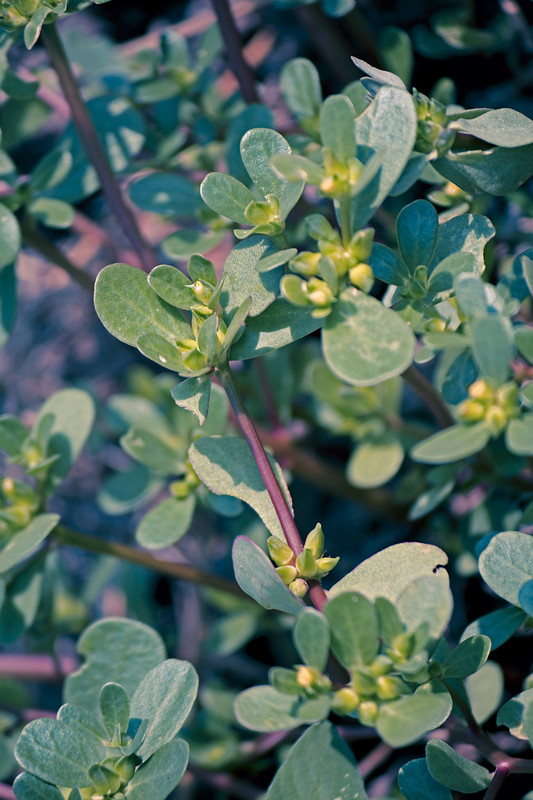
<box><xmin>402</xmin><ymin>364</ymin><xmax>455</xmax><ymax>428</ymax></box>
<box><xmin>210</xmin><ymin>0</ymin><xmax>259</xmax><ymax>103</ymax></box>
<box><xmin>20</xmin><ymin>217</ymin><xmax>94</xmax><ymax>291</ymax></box>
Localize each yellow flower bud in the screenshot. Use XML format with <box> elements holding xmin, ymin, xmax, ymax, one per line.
<box><xmin>485</xmin><ymin>404</ymin><xmax>507</xmax><ymax>436</ymax></box>
<box><xmin>276</xmin><ymin>565</ymin><xmax>298</xmax><ymax>585</ymax></box>
<box><xmin>458</xmin><ymin>399</ymin><xmax>486</xmax><ymax>422</ymax></box>
<box><xmin>304</xmin><ymin>523</ymin><xmax>324</xmax><ymax>558</ymax></box>
<box><xmin>289</xmin><ymin>578</ymin><xmax>309</xmax><ymax>598</ymax></box>
<box><xmin>376</xmin><ymin>675</ymin><xmax>404</xmax><ymax>701</ymax></box>
<box><xmin>349</xmin><ymin>263</ymin><xmax>374</xmax><ymax>293</ymax></box>
<box><xmin>315</xmin><ymin>556</ymin><xmax>339</xmax><ymax>576</ymax></box>
<box><xmin>267</xmin><ymin>536</ymin><xmax>294</xmax><ymax>566</ymax></box>
<box><xmin>468</xmin><ymin>379</ymin><xmax>494</xmax><ymax>402</ymax></box>
<box><xmin>358</xmin><ymin>700</ymin><xmax>379</xmax><ymax>726</ymax></box>
<box><xmin>331</xmin><ymin>687</ymin><xmax>360</xmax><ymax>715</ymax></box>
<box><xmin>370</xmin><ymin>655</ymin><xmax>393</xmax><ymax>677</ymax></box>
<box><xmin>296</xmin><ymin>666</ymin><xmax>320</xmax><ymax>688</ymax></box>
<box><xmin>295</xmin><ymin>548</ymin><xmax>318</xmax><ymax>578</ymax></box>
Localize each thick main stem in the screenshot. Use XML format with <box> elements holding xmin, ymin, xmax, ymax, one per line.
<box><xmin>53</xmin><ymin>526</ymin><xmax>245</xmax><ymax>599</ymax></box>
<box><xmin>217</xmin><ymin>365</ymin><xmax>328</xmax><ymax>611</ymax></box>
<box><xmin>210</xmin><ymin>0</ymin><xmax>259</xmax><ymax>104</ymax></box>
<box><xmin>483</xmin><ymin>763</ymin><xmax>510</xmax><ymax>800</ymax></box>
<box><xmin>41</xmin><ymin>21</ymin><xmax>155</xmax><ymax>271</ymax></box>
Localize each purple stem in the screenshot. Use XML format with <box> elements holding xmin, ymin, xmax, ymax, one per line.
<box><xmin>483</xmin><ymin>763</ymin><xmax>510</xmax><ymax>800</ymax></box>
<box><xmin>0</xmin><ymin>784</ymin><xmax>15</xmax><ymax>800</ymax></box>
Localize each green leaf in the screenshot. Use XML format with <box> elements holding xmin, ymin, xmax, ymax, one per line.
<box><xmin>506</xmin><ymin>415</ymin><xmax>533</xmax><ymax>456</ymax></box>
<box><xmin>426</xmin><ymin>739</ymin><xmax>491</xmax><ymax>792</ymax></box>
<box><xmin>324</xmin><ymin>592</ymin><xmax>379</xmax><ymax>668</ymax></box>
<box><xmin>427</xmin><ymin>252</ymin><xmax>476</xmax><ymax>298</ymax></box>
<box><xmin>293</xmin><ymin>609</ymin><xmax>330</xmax><ymax>672</ymax></box>
<box><xmin>280</xmin><ymin>58</ymin><xmax>322</xmax><ymax>120</ymax></box>
<box><xmin>220</xmin><ymin>297</ymin><xmax>252</xmax><ymax>355</ymax></box>
<box><xmin>136</xmin><ymin>496</ymin><xmax>195</xmax><ymax>550</ymax></box>
<box><xmin>398</xmin><ymin>758</ymin><xmax>453</xmax><ymax>800</ymax></box>
<box><xmin>31</xmin><ymin>148</ymin><xmax>73</xmax><ymax>192</ymax></box>
<box><xmin>0</xmin><ymin>202</ymin><xmax>20</xmax><ymax>268</ymax></box>
<box><xmin>171</xmin><ymin>377</ymin><xmax>211</xmax><ymax>426</ymax></box>
<box><xmin>147</xmin><ymin>265</ymin><xmax>195</xmax><ymax>310</ymax></box>
<box><xmin>410</xmin><ymin>422</ymin><xmax>491</xmax><ymax>464</ymax></box>
<box><xmin>518</xmin><ymin>579</ymin><xmax>533</xmax><ymax>615</ymax></box>
<box><xmin>471</xmin><ymin>315</ymin><xmax>513</xmax><ymax>384</ymax></box>
<box><xmin>479</xmin><ymin>531</ymin><xmax>533</xmax><ymax>606</ymax></box>
<box><xmin>455</xmin><ymin>273</ymin><xmax>489</xmax><ymax>317</ymax></box>
<box><xmin>136</xmin><ymin>332</ymin><xmax>190</xmax><ymax>374</ymax></box>
<box><xmin>231</xmin><ymin>536</ymin><xmax>304</xmax><ymax>615</ymax></box>
<box><xmin>256</xmin><ymin>248</ymin><xmax>298</xmax><ymax>273</ymax></box>
<box><xmin>64</xmin><ymin>618</ymin><xmax>166</xmax><ymax>710</ymax></box>
<box><xmin>0</xmin><ymin>557</ymin><xmax>44</xmax><ymax>643</ymax></box>
<box><xmin>442</xmin><ymin>635</ymin><xmax>491</xmax><ymax>678</ymax></box>
<box><xmin>0</xmin><ymin>415</ymin><xmax>28</xmax><ymax>457</ymax></box>
<box><xmin>523</xmin><ymin>697</ymin><xmax>533</xmax><ymax>748</ymax></box>
<box><xmin>240</xmin><ymin>128</ymin><xmax>303</xmax><ymax>219</ymax></box>
<box><xmin>430</xmin><ymin>214</ymin><xmax>495</xmax><ymax>277</ymax></box>
<box><xmin>94</xmin><ymin>263</ymin><xmax>191</xmax><ymax>347</ymax></box>
<box><xmin>461</xmin><ymin>606</ymin><xmax>526</xmax><ymax>650</ymax></box>
<box><xmin>15</xmin><ymin>718</ymin><xmax>103</xmax><ymax>787</ymax></box>
<box><xmin>329</xmin><ymin>542</ymin><xmax>449</xmax><ymax>602</ymax></box>
<box><xmin>396</xmin><ymin>575</ymin><xmax>453</xmax><ymax>639</ymax></box>
<box><xmin>97</xmin><ymin>463</ymin><xmax>163</xmax><ymax>515</ymax></box>
<box><xmin>200</xmin><ymin>173</ymin><xmax>255</xmax><ymax>224</ymax></box>
<box><xmin>351</xmin><ymin>56</ymin><xmax>407</xmax><ymax>89</ymax></box>
<box><xmin>13</xmin><ymin>772</ymin><xmax>64</xmax><ymax>800</ymax></box>
<box><xmin>128</xmin><ymin>172</ymin><xmax>202</xmax><ymax>216</ymax></box>
<box><xmin>466</xmin><ymin>661</ymin><xmax>504</xmax><ymax>725</ymax></box>
<box><xmin>265</xmin><ymin>722</ymin><xmax>368</xmax><ymax>800</ymax></box>
<box><xmin>0</xmin><ymin>262</ymin><xmax>17</xmax><ymax>348</ymax></box>
<box><xmin>229</xmin><ymin>299</ymin><xmax>323</xmax><ymax>360</ymax></box>
<box><xmin>234</xmin><ymin>686</ymin><xmax>302</xmax><ymax>732</ymax></box>
<box><xmin>515</xmin><ymin>325</ymin><xmax>533</xmax><ymax>363</ymax></box>
<box><xmin>322</xmin><ymin>289</ymin><xmax>415</xmax><ymax>386</ymax></box>
<box><xmin>347</xmin><ymin>434</ymin><xmax>404</xmax><ymax>488</ymax></box>
<box><xmin>99</xmin><ymin>682</ymin><xmax>130</xmax><ymax>737</ymax></box>
<box><xmin>28</xmin><ymin>197</ymin><xmax>75</xmax><ymax>229</ymax></box>
<box><xmin>227</xmin><ymin>104</ymin><xmax>275</xmax><ymax>184</ymax></box>
<box><xmin>24</xmin><ymin>5</ymin><xmax>53</xmax><ymax>49</ymax></box>
<box><xmin>434</xmin><ymin>145</ymin><xmax>533</xmax><ymax>195</ymax></box>
<box><xmin>120</xmin><ymin>427</ymin><xmax>182</xmax><ymax>475</ymax></box>
<box><xmin>33</xmin><ymin>388</ymin><xmax>95</xmax><ymax>490</ymax></box>
<box><xmin>376</xmin><ymin>690</ymin><xmax>452</xmax><ymax>747</ymax></box>
<box><xmin>0</xmin><ymin>514</ymin><xmax>59</xmax><ymax>574</ymax></box>
<box><xmin>497</xmin><ymin>688</ymin><xmax>533</xmax><ymax>738</ymax></box>
<box><xmin>161</xmin><ymin>228</ymin><xmax>226</xmax><ymax>260</ymax></box>
<box><xmin>396</xmin><ymin>200</ymin><xmax>438</xmax><ymax>272</ymax></box>
<box><xmin>125</xmin><ymin>738</ymin><xmax>189</xmax><ymax>800</ymax></box>
<box><xmin>320</xmin><ymin>94</ymin><xmax>356</xmax><ymax>161</ymax></box>
<box><xmin>351</xmin><ymin>86</ymin><xmax>417</xmax><ymax>228</ymax></box>
<box><xmin>130</xmin><ymin>659</ymin><xmax>198</xmax><ymax>760</ymax></box>
<box><xmin>451</xmin><ymin>109</ymin><xmax>533</xmax><ymax>147</ymax></box>
<box><xmin>56</xmin><ymin>704</ymin><xmax>107</xmax><ymax>746</ymax></box>
<box><xmin>189</xmin><ymin>436</ymin><xmax>292</xmax><ymax>540</ymax></box>
<box><xmin>221</xmin><ymin>236</ymin><xmax>282</xmax><ymax>321</ymax></box>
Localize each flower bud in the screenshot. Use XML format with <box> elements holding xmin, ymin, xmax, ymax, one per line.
<box><xmin>376</xmin><ymin>675</ymin><xmax>404</xmax><ymax>701</ymax></box>
<box><xmin>267</xmin><ymin>536</ymin><xmax>294</xmax><ymax>566</ymax></box>
<box><xmin>296</xmin><ymin>666</ymin><xmax>320</xmax><ymax>688</ymax></box>
<box><xmin>358</xmin><ymin>700</ymin><xmax>379</xmax><ymax>726</ymax></box>
<box><xmin>495</xmin><ymin>382</ymin><xmax>519</xmax><ymax>411</ymax></box>
<box><xmin>276</xmin><ymin>565</ymin><xmax>298</xmax><ymax>585</ymax></box>
<box><xmin>114</xmin><ymin>754</ymin><xmax>140</xmax><ymax>785</ymax></box>
<box><xmin>485</xmin><ymin>404</ymin><xmax>507</xmax><ymax>436</ymax></box>
<box><xmin>188</xmin><ymin>280</ymin><xmax>212</xmax><ymax>305</ymax></box>
<box><xmin>331</xmin><ymin>687</ymin><xmax>360</xmax><ymax>715</ymax></box>
<box><xmin>304</xmin><ymin>523</ymin><xmax>324</xmax><ymax>558</ymax></box>
<box><xmin>351</xmin><ymin>668</ymin><xmax>377</xmax><ymax>696</ymax></box>
<box><xmin>349</xmin><ymin>263</ymin><xmax>374</xmax><ymax>293</ymax></box>
<box><xmin>370</xmin><ymin>655</ymin><xmax>393</xmax><ymax>677</ymax></box>
<box><xmin>245</xmin><ymin>200</ymin><xmax>275</xmax><ymax>226</ymax></box>
<box><xmin>468</xmin><ymin>379</ymin><xmax>494</xmax><ymax>402</ymax></box>
<box><xmin>289</xmin><ymin>578</ymin><xmax>309</xmax><ymax>598</ymax></box>
<box><xmin>295</xmin><ymin>547</ymin><xmax>318</xmax><ymax>578</ymax></box>
<box><xmin>458</xmin><ymin>399</ymin><xmax>486</xmax><ymax>422</ymax></box>
<box><xmin>348</xmin><ymin>228</ymin><xmax>374</xmax><ymax>262</ymax></box>
<box><xmin>289</xmin><ymin>251</ymin><xmax>321</xmax><ymax>277</ymax></box>
<box><xmin>315</xmin><ymin>556</ymin><xmax>339</xmax><ymax>576</ymax></box>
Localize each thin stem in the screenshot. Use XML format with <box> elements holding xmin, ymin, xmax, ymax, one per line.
<box><xmin>53</xmin><ymin>525</ymin><xmax>246</xmax><ymax>599</ymax></box>
<box><xmin>20</xmin><ymin>217</ymin><xmax>94</xmax><ymax>291</ymax></box>
<box><xmin>439</xmin><ymin>678</ymin><xmax>481</xmax><ymax>734</ymax></box>
<box><xmin>339</xmin><ymin>196</ymin><xmax>352</xmax><ymax>248</ymax></box>
<box><xmin>483</xmin><ymin>763</ymin><xmax>510</xmax><ymax>800</ymax></box>
<box><xmin>0</xmin><ymin>783</ymin><xmax>15</xmax><ymax>800</ymax></box>
<box><xmin>402</xmin><ymin>364</ymin><xmax>455</xmax><ymax>428</ymax></box>
<box><xmin>217</xmin><ymin>364</ymin><xmax>328</xmax><ymax>611</ymax></box>
<box><xmin>358</xmin><ymin>742</ymin><xmax>393</xmax><ymax>779</ymax></box>
<box><xmin>41</xmin><ymin>21</ymin><xmax>155</xmax><ymax>272</ymax></box>
<box><xmin>210</xmin><ymin>0</ymin><xmax>259</xmax><ymax>103</ymax></box>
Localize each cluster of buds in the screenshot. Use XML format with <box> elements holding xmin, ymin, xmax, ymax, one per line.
<box><xmin>173</xmin><ymin>278</ymin><xmax>227</xmax><ymax>375</ymax></box>
<box><xmin>0</xmin><ymin>0</ymin><xmax>60</xmax><ymax>30</ymax></box>
<box><xmin>319</xmin><ymin>149</ymin><xmax>366</xmax><ymax>199</ymax></box>
<box><xmin>85</xmin><ymin>752</ymin><xmax>140</xmax><ymax>800</ymax></box>
<box><xmin>267</xmin><ymin>523</ymin><xmax>339</xmax><ymax>598</ymax></box>
<box><xmin>457</xmin><ymin>379</ymin><xmax>520</xmax><ymax>436</ymax></box>
<box><xmin>413</xmin><ymin>89</ymin><xmax>455</xmax><ymax>157</ymax></box>
<box><xmin>0</xmin><ymin>476</ymin><xmax>39</xmax><ymax>536</ymax></box>
<box><xmin>270</xmin><ymin>664</ymin><xmax>332</xmax><ymax>698</ymax></box>
<box><xmin>170</xmin><ymin>460</ymin><xmax>201</xmax><ymax>500</ymax></box>
<box><xmin>242</xmin><ymin>194</ymin><xmax>285</xmax><ymax>238</ymax></box>
<box><xmin>331</xmin><ymin>654</ymin><xmax>409</xmax><ymax>722</ymax></box>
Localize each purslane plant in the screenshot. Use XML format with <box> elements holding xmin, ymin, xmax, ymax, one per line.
<box><xmin>0</xmin><ymin>1</ymin><xmax>532</xmax><ymax>799</ymax></box>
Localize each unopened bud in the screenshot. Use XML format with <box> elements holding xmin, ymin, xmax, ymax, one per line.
<box><xmin>276</xmin><ymin>565</ymin><xmax>298</xmax><ymax>585</ymax></box>
<box><xmin>315</xmin><ymin>556</ymin><xmax>339</xmax><ymax>576</ymax></box>
<box><xmin>289</xmin><ymin>252</ymin><xmax>321</xmax><ymax>277</ymax></box>
<box><xmin>485</xmin><ymin>404</ymin><xmax>507</xmax><ymax>436</ymax></box>
<box><xmin>188</xmin><ymin>280</ymin><xmax>212</xmax><ymax>305</ymax></box>
<box><xmin>349</xmin><ymin>263</ymin><xmax>374</xmax><ymax>292</ymax></box>
<box><xmin>370</xmin><ymin>655</ymin><xmax>393</xmax><ymax>677</ymax></box>
<box><xmin>458</xmin><ymin>399</ymin><xmax>485</xmax><ymax>422</ymax></box>
<box><xmin>295</xmin><ymin>548</ymin><xmax>318</xmax><ymax>578</ymax></box>
<box><xmin>267</xmin><ymin>536</ymin><xmax>294</xmax><ymax>566</ymax></box>
<box><xmin>376</xmin><ymin>675</ymin><xmax>404</xmax><ymax>700</ymax></box>
<box><xmin>495</xmin><ymin>382</ymin><xmax>519</xmax><ymax>411</ymax></box>
<box><xmin>358</xmin><ymin>700</ymin><xmax>379</xmax><ymax>726</ymax></box>
<box><xmin>296</xmin><ymin>666</ymin><xmax>319</xmax><ymax>688</ymax></box>
<box><xmin>304</xmin><ymin>523</ymin><xmax>324</xmax><ymax>558</ymax></box>
<box><xmin>468</xmin><ymin>379</ymin><xmax>494</xmax><ymax>402</ymax></box>
<box><xmin>114</xmin><ymin>754</ymin><xmax>140</xmax><ymax>785</ymax></box>
<box><xmin>331</xmin><ymin>687</ymin><xmax>360</xmax><ymax>715</ymax></box>
<box><xmin>289</xmin><ymin>578</ymin><xmax>309</xmax><ymax>598</ymax></box>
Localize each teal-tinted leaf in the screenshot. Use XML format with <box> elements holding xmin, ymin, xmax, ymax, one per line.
<box><xmin>396</xmin><ymin>200</ymin><xmax>438</xmax><ymax>272</ymax></box>
<box><xmin>427</xmin><ymin>252</ymin><xmax>476</xmax><ymax>297</ymax></box>
<box><xmin>478</xmin><ymin>531</ymin><xmax>533</xmax><ymax>606</ymax></box>
<box><xmin>229</xmin><ymin>299</ymin><xmax>323</xmax><ymax>360</ymax></box>
<box><xmin>0</xmin><ymin>203</ymin><xmax>20</xmax><ymax>268</ymax></box>
<box><xmin>408</xmin><ymin>479</ymin><xmax>455</xmax><ymax>520</ymax></box>
<box><xmin>24</xmin><ymin>5</ymin><xmax>52</xmax><ymax>49</ymax></box>
<box><xmin>347</xmin><ymin>434</ymin><xmax>403</xmax><ymax>488</ymax></box>
<box><xmin>171</xmin><ymin>376</ymin><xmax>211</xmax><ymax>426</ymax></box>
<box><xmin>466</xmin><ymin>661</ymin><xmax>504</xmax><ymax>725</ymax></box>
<box><xmin>323</xmin><ymin>289</ymin><xmax>415</xmax><ymax>386</ymax></box>
<box><xmin>256</xmin><ymin>248</ymin><xmax>298</xmax><ymax>273</ymax></box>
<box><xmin>324</xmin><ymin>592</ymin><xmax>379</xmax><ymax>668</ymax></box>
<box><xmin>136</xmin><ymin>496</ymin><xmax>195</xmax><ymax>550</ymax></box>
<box><xmin>130</xmin><ymin>659</ymin><xmax>198</xmax><ymax>760</ymax></box>
<box><xmin>200</xmin><ymin>173</ymin><xmax>254</xmax><ymax>224</ymax></box>
<box><xmin>351</xmin><ymin>56</ymin><xmax>407</xmax><ymax>89</ymax></box>
<box><xmin>240</xmin><ymin>128</ymin><xmax>303</xmax><ymax>219</ymax></box>
<box><xmin>426</xmin><ymin>739</ymin><xmax>491</xmax><ymax>792</ymax></box>
<box><xmin>442</xmin><ymin>635</ymin><xmax>491</xmax><ymax>678</ymax></box>
<box><xmin>205</xmin><ymin>610</ymin><xmax>260</xmax><ymax>656</ymax></box>
<box><xmin>280</xmin><ymin>58</ymin><xmax>322</xmax><ymax>120</ymax></box>
<box><xmin>515</xmin><ymin>326</ymin><xmax>533</xmax><ymax>364</ymax></box>
<box><xmin>31</xmin><ymin>148</ymin><xmax>73</xmax><ymax>192</ymax></box>
<box><xmin>13</xmin><ymin>772</ymin><xmax>64</xmax><ymax>800</ymax></box>
<box><xmin>105</xmin><ymin>395</ymin><xmax>170</xmax><ymax>438</ymax></box>
<box><xmin>94</xmin><ymin>263</ymin><xmax>191</xmax><ymax>347</ymax></box>
<box><xmin>221</xmin><ymin>236</ymin><xmax>282</xmax><ymax>321</ymax></box>
<box><xmin>329</xmin><ymin>542</ymin><xmax>448</xmax><ymax>602</ymax></box>
<box><xmin>33</xmin><ymin>388</ymin><xmax>95</xmax><ymax>490</ymax></box>
<box><xmin>320</xmin><ymin>94</ymin><xmax>356</xmax><ymax>161</ymax></box>
<box><xmin>0</xmin><ymin>557</ymin><xmax>44</xmax><ymax>642</ymax></box>
<box><xmin>398</xmin><ymin>758</ymin><xmax>452</xmax><ymax>800</ymax></box>
<box><xmin>64</xmin><ymin>618</ymin><xmax>166</xmax><ymax>710</ymax></box>
<box><xmin>15</xmin><ymin>718</ymin><xmax>102</xmax><ymax>787</ymax></box>
<box><xmin>441</xmin><ymin>350</ymin><xmax>477</xmax><ymax>404</ymax></box>
<box><xmin>397</xmin><ymin>575</ymin><xmax>452</xmax><ymax>639</ymax></box>
<box><xmin>100</xmin><ymin>682</ymin><xmax>130</xmax><ymax>737</ymax></box>
<box><xmin>97</xmin><ymin>463</ymin><xmax>163</xmax><ymax>515</ymax></box>
<box><xmin>0</xmin><ymin>414</ymin><xmax>27</xmax><ymax>457</ymax></box>
<box><xmin>189</xmin><ymin>436</ymin><xmax>292</xmax><ymax>540</ymax></box>
<box><xmin>351</xmin><ymin>86</ymin><xmax>417</xmax><ymax>228</ymax></box>
<box><xmin>410</xmin><ymin>422</ymin><xmax>491</xmax><ymax>464</ymax></box>
<box><xmin>293</xmin><ymin>609</ymin><xmax>330</xmax><ymax>671</ymax></box>
<box><xmin>120</xmin><ymin>427</ymin><xmax>182</xmax><ymax>475</ymax></box>
<box><xmin>56</xmin><ymin>704</ymin><xmax>107</xmax><ymax>746</ymax></box>
<box><xmin>376</xmin><ymin>691</ymin><xmax>452</xmax><ymax>747</ymax></box>
<box><xmin>128</xmin><ymin>172</ymin><xmax>201</xmax><ymax>217</ymax></box>
<box><xmin>28</xmin><ymin>197</ymin><xmax>74</xmax><ymax>229</ymax></box>
<box><xmin>434</xmin><ymin>145</ymin><xmax>533</xmax><ymax>195</ymax></box>
<box><xmin>136</xmin><ymin>332</ymin><xmax>189</xmax><ymax>374</ymax></box>
<box><xmin>455</xmin><ymin>273</ymin><xmax>489</xmax><ymax>317</ymax></box>
<box><xmin>471</xmin><ymin>315</ymin><xmax>513</xmax><ymax>384</ymax></box>
<box><xmin>369</xmin><ymin>242</ymin><xmax>406</xmax><ymax>285</ymax></box>
<box><xmin>518</xmin><ymin>579</ymin><xmax>533</xmax><ymax>616</ymax></box>
<box><xmin>506</xmin><ymin>415</ymin><xmax>533</xmax><ymax>457</ymax></box>
<box><xmin>125</xmin><ymin>738</ymin><xmax>189</xmax><ymax>800</ymax></box>
<box><xmin>451</xmin><ymin>109</ymin><xmax>533</xmax><ymax>147</ymax></box>
<box><xmin>227</xmin><ymin>104</ymin><xmax>274</xmax><ymax>184</ymax></box>
<box><xmin>265</xmin><ymin>722</ymin><xmax>368</xmax><ymax>800</ymax></box>
<box><xmin>497</xmin><ymin>688</ymin><xmax>533</xmax><ymax>739</ymax></box>
<box><xmin>430</xmin><ymin>213</ymin><xmax>494</xmax><ymax>277</ymax></box>
<box><xmin>0</xmin><ymin>514</ymin><xmax>58</xmax><ymax>574</ymax></box>
<box><xmin>161</xmin><ymin>228</ymin><xmax>226</xmax><ymax>260</ymax></box>
<box><xmin>147</xmin><ymin>265</ymin><xmax>195</xmax><ymax>310</ymax></box>
<box><xmin>0</xmin><ymin>262</ymin><xmax>17</xmax><ymax>348</ymax></box>
<box><xmin>234</xmin><ymin>686</ymin><xmax>301</xmax><ymax>732</ymax></box>
<box><xmin>231</xmin><ymin>536</ymin><xmax>304</xmax><ymax>615</ymax></box>
<box><xmin>461</xmin><ymin>606</ymin><xmax>526</xmax><ymax>650</ymax></box>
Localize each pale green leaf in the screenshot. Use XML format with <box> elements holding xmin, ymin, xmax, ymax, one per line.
<box><xmin>13</xmin><ymin>772</ymin><xmax>64</xmax><ymax>800</ymax></box>
<box><xmin>200</xmin><ymin>173</ymin><xmax>254</xmax><ymax>224</ymax></box>
<box><xmin>125</xmin><ymin>738</ymin><xmax>189</xmax><ymax>800</ymax></box>
<box><xmin>234</xmin><ymin>686</ymin><xmax>302</xmax><ymax>732</ymax></box>
<box><xmin>442</xmin><ymin>635</ymin><xmax>491</xmax><ymax>678</ymax></box>
<box><xmin>376</xmin><ymin>691</ymin><xmax>452</xmax><ymax>746</ymax></box>
<box><xmin>410</xmin><ymin>422</ymin><xmax>491</xmax><ymax>464</ymax></box>
<box><xmin>347</xmin><ymin>435</ymin><xmax>403</xmax><ymax>488</ymax></box>
<box><xmin>451</xmin><ymin>109</ymin><xmax>533</xmax><ymax>147</ymax></box>
<box><xmin>231</xmin><ymin>535</ymin><xmax>304</xmax><ymax>615</ymax></box>
<box><xmin>320</xmin><ymin>94</ymin><xmax>356</xmax><ymax>161</ymax></box>
<box><xmin>229</xmin><ymin>299</ymin><xmax>323</xmax><ymax>360</ymax></box>
<box><xmin>0</xmin><ymin>514</ymin><xmax>59</xmax><ymax>574</ymax></box>
<box><xmin>478</xmin><ymin>531</ymin><xmax>533</xmax><ymax>606</ymax></box>
<box><xmin>506</xmin><ymin>415</ymin><xmax>533</xmax><ymax>457</ymax></box>
<box><xmin>396</xmin><ymin>575</ymin><xmax>453</xmax><ymax>638</ymax></box>
<box><xmin>466</xmin><ymin>661</ymin><xmax>504</xmax><ymax>724</ymax></box>
<box><xmin>293</xmin><ymin>609</ymin><xmax>330</xmax><ymax>672</ymax></box>
<box><xmin>99</xmin><ymin>682</ymin><xmax>130</xmax><ymax>737</ymax></box>
<box><xmin>398</xmin><ymin>758</ymin><xmax>452</xmax><ymax>800</ymax></box>
<box><xmin>221</xmin><ymin>236</ymin><xmax>282</xmax><ymax>321</ymax></box>
<box><xmin>324</xmin><ymin>592</ymin><xmax>379</xmax><ymax>668</ymax></box>
<box><xmin>136</xmin><ymin>496</ymin><xmax>195</xmax><ymax>550</ymax></box>
<box><xmin>171</xmin><ymin>377</ymin><xmax>211</xmax><ymax>425</ymax></box>
<box><xmin>240</xmin><ymin>128</ymin><xmax>303</xmax><ymax>219</ymax></box>
<box><xmin>426</xmin><ymin>739</ymin><xmax>491</xmax><ymax>792</ymax></box>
